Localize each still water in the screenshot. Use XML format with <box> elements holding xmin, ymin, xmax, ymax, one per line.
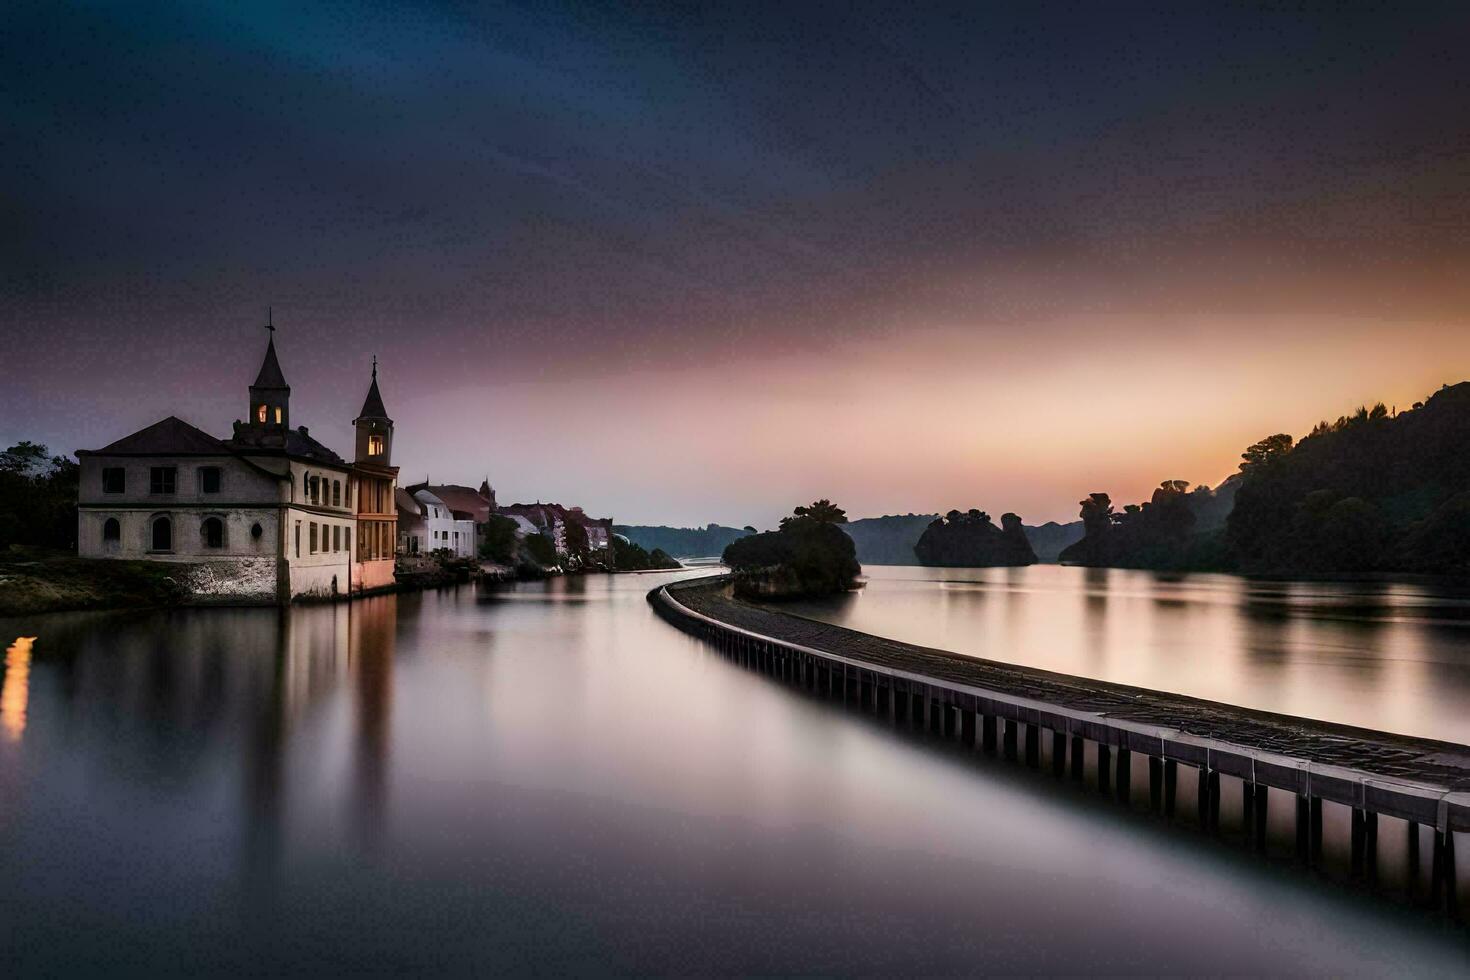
<box><xmin>787</xmin><ymin>564</ymin><xmax>1470</xmax><ymax>744</ymax></box>
<box><xmin>1</xmin><ymin>570</ymin><xmax>1466</xmax><ymax>973</ymax></box>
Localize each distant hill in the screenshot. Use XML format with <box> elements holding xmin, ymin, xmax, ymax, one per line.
<box><xmin>841</xmin><ymin>514</ymin><xmax>936</xmax><ymax>564</ymax></box>
<box><xmin>914</xmin><ymin>511</ymin><xmax>1036</xmax><ymax>567</ymax></box>
<box><xmin>1059</xmin><ymin>478</ymin><xmax>1239</xmax><ymax>571</ymax></box>
<box><xmin>1227</xmin><ymin>383</ymin><xmax>1470</xmax><ymax>574</ymax></box>
<box><xmin>1025</xmin><ymin>520</ymin><xmax>1085</xmax><ymax>562</ymax></box>
<box><xmin>841</xmin><ymin>513</ymin><xmax>1084</xmax><ymax>565</ymax></box>
<box><xmin>615</xmin><ymin>523</ymin><xmax>752</xmax><ymax>558</ymax></box>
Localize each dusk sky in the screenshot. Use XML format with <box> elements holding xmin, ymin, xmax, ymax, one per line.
<box><xmin>5</xmin><ymin>1</ymin><xmax>1470</xmax><ymax>527</ymax></box>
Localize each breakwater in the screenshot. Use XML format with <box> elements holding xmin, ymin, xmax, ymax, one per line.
<box><xmin>651</xmin><ymin>575</ymin><xmax>1470</xmax><ymax>913</ymax></box>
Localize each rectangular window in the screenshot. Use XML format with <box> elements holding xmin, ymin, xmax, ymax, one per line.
<box><xmin>333</xmin><ymin>481</ymin><xmax>341</xmax><ymax>507</ymax></box>
<box><xmin>199</xmin><ymin>466</ymin><xmax>221</xmax><ymax>494</ymax></box>
<box><xmin>274</xmin><ymin>407</ymin><xmax>283</xmax><ymax>424</ymax></box>
<box><xmin>295</xmin><ymin>523</ymin><xmax>301</xmax><ymax>558</ymax></box>
<box><xmin>333</xmin><ymin>525</ymin><xmax>340</xmax><ymax>552</ymax></box>
<box><xmin>309</xmin><ymin>522</ymin><xmax>317</xmax><ymax>554</ymax></box>
<box><xmin>368</xmin><ymin>434</ymin><xmax>384</xmax><ymax>456</ymax></box>
<box><xmin>149</xmin><ymin>466</ymin><xmax>176</xmax><ymax>495</ymax></box>
<box><xmin>102</xmin><ymin>467</ymin><xmax>125</xmax><ymax>494</ymax></box>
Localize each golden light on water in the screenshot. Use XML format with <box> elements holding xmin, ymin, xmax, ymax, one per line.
<box><xmin>2</xmin><ymin>636</ymin><xmax>35</xmax><ymax>743</ymax></box>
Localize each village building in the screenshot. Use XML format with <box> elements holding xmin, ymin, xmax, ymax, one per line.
<box><xmin>498</xmin><ymin>501</ymin><xmax>614</xmax><ymax>564</ymax></box>
<box><xmin>76</xmin><ymin>325</ymin><xmax>389</xmax><ymax>603</ymax></box>
<box><xmin>404</xmin><ymin>487</ymin><xmax>476</xmax><ymax>557</ymax></box>
<box><xmin>349</xmin><ymin>359</ymin><xmax>398</xmax><ymax>593</ymax></box>
<box><xmin>395</xmin><ymin>487</ymin><xmax>426</xmax><ymax>554</ymax></box>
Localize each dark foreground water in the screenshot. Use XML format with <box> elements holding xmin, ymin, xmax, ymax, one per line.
<box><xmin>785</xmin><ymin>565</ymin><xmax>1470</xmax><ymax>744</ymax></box>
<box><xmin>2</xmin><ymin>570</ymin><xmax>1467</xmax><ymax>974</ymax></box>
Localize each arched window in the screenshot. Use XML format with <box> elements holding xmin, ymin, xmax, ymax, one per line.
<box><xmin>250</xmin><ymin>522</ymin><xmax>263</xmax><ymax>540</ymax></box>
<box><xmin>201</xmin><ymin>517</ymin><xmax>224</xmax><ymax>548</ymax></box>
<box><xmin>151</xmin><ymin>516</ymin><xmax>173</xmax><ymax>552</ymax></box>
<box><xmin>103</xmin><ymin>518</ymin><xmax>121</xmax><ymax>547</ymax></box>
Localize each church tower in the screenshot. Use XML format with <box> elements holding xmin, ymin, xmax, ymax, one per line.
<box><xmin>243</xmin><ymin>318</ymin><xmax>290</xmax><ymax>448</ymax></box>
<box><xmin>354</xmin><ymin>356</ymin><xmax>393</xmax><ymax>464</ymax></box>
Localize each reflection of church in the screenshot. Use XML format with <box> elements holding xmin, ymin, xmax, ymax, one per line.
<box><xmin>76</xmin><ymin>321</ymin><xmax>399</xmax><ymax>603</ymax></box>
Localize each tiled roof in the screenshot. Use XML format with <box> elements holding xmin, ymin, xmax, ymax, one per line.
<box><xmin>423</xmin><ymin>485</ymin><xmax>493</xmax><ymax>523</ymax></box>
<box><xmin>80</xmin><ymin>416</ymin><xmax>231</xmax><ymax>456</ymax></box>
<box><xmin>284</xmin><ymin>428</ymin><xmax>345</xmax><ymax>465</ymax></box>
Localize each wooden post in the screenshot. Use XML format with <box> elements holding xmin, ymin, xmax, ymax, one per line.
<box><xmin>1408</xmin><ymin>821</ymin><xmax>1421</xmax><ymax>899</ymax></box>
<box><xmin>1253</xmin><ymin>784</ymin><xmax>1268</xmax><ymax>853</ymax></box>
<box><xmin>1310</xmin><ymin>796</ymin><xmax>1323</xmax><ymax>866</ymax></box>
<box><xmin>1070</xmin><ymin>735</ymin><xmax>1084</xmax><ymax>781</ymax></box>
<box><xmin>1350</xmin><ymin>808</ymin><xmax>1365</xmax><ymax>876</ymax></box>
<box><xmin>1163</xmin><ymin>760</ymin><xmax>1177</xmax><ymax>819</ymax></box>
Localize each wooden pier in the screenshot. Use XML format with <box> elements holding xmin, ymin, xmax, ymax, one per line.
<box><xmin>651</xmin><ymin>575</ymin><xmax>1470</xmax><ymax>911</ymax></box>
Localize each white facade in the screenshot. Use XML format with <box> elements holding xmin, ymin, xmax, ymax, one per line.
<box><xmin>413</xmin><ymin>490</ymin><xmax>476</xmax><ymax>558</ymax></box>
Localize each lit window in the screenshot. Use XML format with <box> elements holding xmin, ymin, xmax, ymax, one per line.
<box><xmin>368</xmin><ymin>434</ymin><xmax>384</xmax><ymax>456</ymax></box>
<box><xmin>274</xmin><ymin>407</ymin><xmax>282</xmax><ymax>424</ymax></box>
<box><xmin>257</xmin><ymin>405</ymin><xmax>267</xmax><ymax>423</ymax></box>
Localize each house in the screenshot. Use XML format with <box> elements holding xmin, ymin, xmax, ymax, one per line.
<box><xmin>409</xmin><ymin>488</ymin><xmax>476</xmax><ymax>558</ymax></box>
<box><xmin>76</xmin><ymin>324</ymin><xmax>393</xmax><ymax>603</ymax></box>
<box><xmin>395</xmin><ymin>487</ymin><xmax>425</xmax><ymax>554</ymax></box>
<box><xmin>498</xmin><ymin>501</ymin><xmax>614</xmax><ymax>565</ymax></box>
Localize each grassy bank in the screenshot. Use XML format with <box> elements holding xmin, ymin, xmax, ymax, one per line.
<box><xmin>0</xmin><ymin>549</ymin><xmax>189</xmax><ymax>617</ymax></box>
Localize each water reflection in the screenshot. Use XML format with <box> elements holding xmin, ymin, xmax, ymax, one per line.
<box><xmin>789</xmin><ymin>565</ymin><xmax>1470</xmax><ymax>743</ymax></box>
<box><xmin>1</xmin><ymin>570</ymin><xmax>1466</xmax><ymax>974</ymax></box>
<box><xmin>2</xmin><ymin>636</ymin><xmax>33</xmax><ymax>742</ymax></box>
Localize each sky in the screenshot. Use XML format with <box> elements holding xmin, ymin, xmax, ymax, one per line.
<box><xmin>4</xmin><ymin>1</ymin><xmax>1470</xmax><ymax>528</ymax></box>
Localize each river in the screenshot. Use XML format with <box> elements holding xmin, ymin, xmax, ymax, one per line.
<box><xmin>784</xmin><ymin>564</ymin><xmax>1470</xmax><ymax>745</ymax></box>
<box><xmin>1</xmin><ymin>569</ymin><xmax>1466</xmax><ymax>973</ymax></box>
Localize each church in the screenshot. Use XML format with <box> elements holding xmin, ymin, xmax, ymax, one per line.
<box><xmin>76</xmin><ymin>324</ymin><xmax>399</xmax><ymax>604</ymax></box>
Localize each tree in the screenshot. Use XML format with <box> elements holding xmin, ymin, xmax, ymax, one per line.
<box><xmin>478</xmin><ymin>515</ymin><xmax>520</xmax><ymax>564</ymax></box>
<box><xmin>562</xmin><ymin>519</ymin><xmax>590</xmax><ymax>563</ymax></box>
<box><xmin>1240</xmin><ymin>434</ymin><xmax>1293</xmax><ymax>471</ymax></box>
<box><xmin>786</xmin><ymin>499</ymin><xmax>846</xmax><ymax>526</ymax></box>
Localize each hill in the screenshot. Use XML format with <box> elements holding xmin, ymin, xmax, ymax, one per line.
<box><xmin>1226</xmin><ymin>383</ymin><xmax>1470</xmax><ymax>574</ymax></box>
<box><xmin>615</xmin><ymin>523</ymin><xmax>753</xmax><ymax>558</ymax></box>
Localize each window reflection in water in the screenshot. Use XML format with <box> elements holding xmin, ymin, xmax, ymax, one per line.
<box><xmin>2</xmin><ymin>636</ymin><xmax>34</xmax><ymax>742</ymax></box>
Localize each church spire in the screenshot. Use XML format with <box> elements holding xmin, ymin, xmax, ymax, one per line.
<box><xmin>356</xmin><ymin>354</ymin><xmax>389</xmax><ymax>421</ymax></box>
<box><xmin>244</xmin><ymin>313</ymin><xmax>290</xmax><ymax>441</ymax></box>
<box><xmin>353</xmin><ymin>355</ymin><xmax>393</xmax><ymax>465</ymax></box>
<box><xmin>253</xmin><ymin>311</ymin><xmax>289</xmax><ymax>390</ymax></box>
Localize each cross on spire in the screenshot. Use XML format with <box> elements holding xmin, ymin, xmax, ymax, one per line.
<box><xmin>265</xmin><ymin>306</ymin><xmax>275</xmax><ymax>334</ymax></box>
<box><xmin>372</xmin><ymin>354</ymin><xmax>378</xmax><ymax>380</ymax></box>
